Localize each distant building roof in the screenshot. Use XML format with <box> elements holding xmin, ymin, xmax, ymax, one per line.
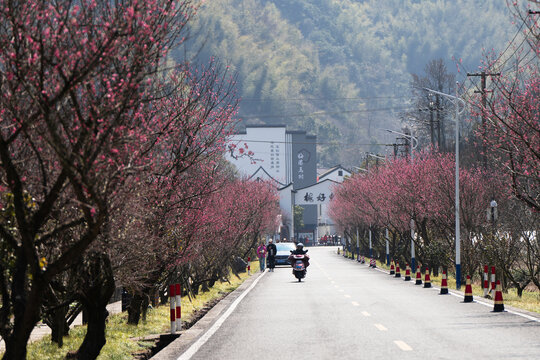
<box><xmin>231</xmin><ymin>125</ymin><xmax>315</xmax><ymax>137</ymax></box>
<box><xmin>247</xmin><ymin>166</ymin><xmax>286</xmax><ymax>187</ymax></box>
<box><xmin>317</xmin><ymin>165</ymin><xmax>352</xmax><ymax>181</ymax></box>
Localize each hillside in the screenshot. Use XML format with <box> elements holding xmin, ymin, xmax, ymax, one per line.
<box><xmin>173</xmin><ymin>0</ymin><xmax>513</xmax><ymax>167</ymax></box>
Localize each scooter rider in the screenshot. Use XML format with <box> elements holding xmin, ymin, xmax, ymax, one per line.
<box><xmin>289</xmin><ymin>243</ymin><xmax>310</xmax><ymax>268</ymax></box>
<box><xmin>291</xmin><ymin>242</ymin><xmax>308</xmax><ymax>255</ymax></box>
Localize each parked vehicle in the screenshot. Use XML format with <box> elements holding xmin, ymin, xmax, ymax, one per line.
<box><xmin>274</xmin><ymin>242</ymin><xmax>297</xmax><ymax>265</ymax></box>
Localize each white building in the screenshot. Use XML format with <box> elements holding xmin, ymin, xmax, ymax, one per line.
<box><xmin>226</xmin><ymin>125</ymin><xmax>317</xmax><ymax>240</ymax></box>
<box><xmin>226</xmin><ymin>126</ymin><xmax>352</xmax><ymax>243</ymax></box>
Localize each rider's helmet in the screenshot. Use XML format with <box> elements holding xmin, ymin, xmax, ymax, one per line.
<box><xmin>296</xmin><ymin>243</ymin><xmax>304</xmax><ymax>250</ymax></box>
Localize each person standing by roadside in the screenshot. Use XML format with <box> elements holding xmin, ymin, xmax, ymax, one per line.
<box><xmin>257</xmin><ymin>241</ymin><xmax>267</xmax><ymax>272</ymax></box>
<box><xmin>266</xmin><ymin>239</ymin><xmax>277</xmax><ymax>272</ymax></box>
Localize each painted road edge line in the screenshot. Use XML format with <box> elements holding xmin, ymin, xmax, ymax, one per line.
<box><xmin>445</xmin><ymin>289</ymin><xmax>540</xmax><ymax>323</ymax></box>
<box><xmin>177</xmin><ymin>271</ymin><xmax>266</xmax><ymax>360</ymax></box>
<box><xmin>367</xmin><ymin>261</ymin><xmax>540</xmax><ymax>324</ymax></box>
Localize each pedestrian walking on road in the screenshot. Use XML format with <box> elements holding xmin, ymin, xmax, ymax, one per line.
<box><xmin>266</xmin><ymin>239</ymin><xmax>277</xmax><ymax>272</ymax></box>
<box><xmin>257</xmin><ymin>242</ymin><xmax>267</xmax><ymax>271</ymax></box>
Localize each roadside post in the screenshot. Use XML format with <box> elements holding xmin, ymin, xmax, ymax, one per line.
<box><xmin>175</xmin><ymin>283</ymin><xmax>181</xmax><ymax>330</ymax></box>
<box><xmin>169</xmin><ymin>284</ymin><xmax>176</xmax><ymax>334</ymax></box>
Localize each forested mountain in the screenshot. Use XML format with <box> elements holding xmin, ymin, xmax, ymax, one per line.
<box><xmin>173</xmin><ymin>0</ymin><xmax>513</xmax><ymax>167</ymax></box>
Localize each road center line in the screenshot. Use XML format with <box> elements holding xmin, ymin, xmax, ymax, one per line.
<box><xmin>394</xmin><ymin>340</ymin><xmax>413</xmax><ymax>351</ymax></box>
<box><xmin>374</xmin><ymin>323</ymin><xmax>387</xmax><ymax>331</ymax></box>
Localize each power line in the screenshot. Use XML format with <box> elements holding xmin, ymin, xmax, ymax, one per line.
<box><xmin>240</xmin><ymin>95</ymin><xmax>409</xmax><ymax>102</ymax></box>
<box><xmin>460</xmin><ymin>20</ymin><xmax>527</xmax><ymax>98</ymax></box>
<box><xmin>228</xmin><ymin>138</ymin><xmax>392</xmax><ymax>147</ymax></box>
<box><xmin>240</xmin><ymin>106</ymin><xmax>411</xmax><ymax>119</ymax></box>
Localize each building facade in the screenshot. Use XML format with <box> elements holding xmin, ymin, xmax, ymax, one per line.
<box><xmin>226</xmin><ymin>125</ymin><xmax>317</xmax><ymax>239</ymax></box>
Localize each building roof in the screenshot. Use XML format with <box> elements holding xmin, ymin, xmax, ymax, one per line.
<box><xmin>317</xmin><ymin>164</ymin><xmax>352</xmax><ymax>181</ymax></box>
<box><xmin>247</xmin><ymin>166</ymin><xmax>286</xmax><ymax>187</ymax></box>
<box><xmin>231</xmin><ymin>125</ymin><xmax>316</xmax><ymax>137</ymax></box>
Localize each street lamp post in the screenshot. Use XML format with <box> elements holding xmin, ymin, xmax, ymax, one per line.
<box><xmin>352</xmin><ymin>166</ymin><xmax>368</xmax><ymax>173</ymax></box>
<box><xmin>368</xmin><ymin>225</ymin><xmax>373</xmax><ymax>260</ymax></box>
<box><xmin>384</xmin><ymin>128</ymin><xmax>418</xmax><ymax>162</ymax></box>
<box><xmin>356</xmin><ymin>227</ymin><xmax>360</xmax><ymax>261</ymax></box>
<box><xmin>366</xmin><ymin>152</ymin><xmax>387</xmax><ymax>169</ymax></box>
<box><xmin>385</xmin><ymin>228</ymin><xmax>390</xmax><ymax>266</ymax></box>
<box><xmin>366</xmin><ymin>153</ymin><xmax>390</xmax><ymax>265</ymax></box>
<box><xmin>383</xmin><ymin>128</ymin><xmax>419</xmax><ymax>273</ymax></box>
<box><xmin>423</xmin><ymin>85</ymin><xmax>466</xmax><ymax>289</ymax></box>
<box><xmin>276</xmin><ymin>214</ymin><xmax>282</xmax><ymax>242</ymax></box>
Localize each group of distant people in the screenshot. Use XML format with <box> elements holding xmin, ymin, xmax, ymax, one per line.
<box><xmin>257</xmin><ymin>239</ymin><xmax>276</xmax><ymax>272</ymax></box>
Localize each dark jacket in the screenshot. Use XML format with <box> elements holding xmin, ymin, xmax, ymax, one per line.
<box><xmin>266</xmin><ymin>243</ymin><xmax>277</xmax><ymax>257</ymax></box>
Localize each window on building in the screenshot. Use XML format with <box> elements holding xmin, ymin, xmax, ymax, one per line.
<box><xmin>338</xmin><ymin>170</ymin><xmax>343</xmax><ymax>176</ymax></box>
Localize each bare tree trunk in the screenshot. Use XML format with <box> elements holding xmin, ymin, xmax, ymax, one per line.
<box><xmin>68</xmin><ymin>252</ymin><xmax>115</xmax><ymax>360</ymax></box>
<box><xmin>50</xmin><ymin>305</ymin><xmax>68</xmax><ymax>347</ymax></box>
<box><xmin>141</xmin><ymin>293</ymin><xmax>150</xmax><ymax>323</ymax></box>
<box><xmin>127</xmin><ymin>294</ymin><xmax>143</xmax><ymax>325</ymax></box>
<box><xmin>2</xmin><ymin>253</ymin><xmax>44</xmax><ymax>360</ymax></box>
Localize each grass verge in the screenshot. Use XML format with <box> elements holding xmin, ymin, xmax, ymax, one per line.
<box><xmin>21</xmin><ymin>264</ymin><xmax>257</xmax><ymax>360</ymax></box>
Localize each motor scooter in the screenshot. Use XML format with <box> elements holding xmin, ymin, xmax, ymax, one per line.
<box><xmin>289</xmin><ymin>251</ymin><xmax>309</xmax><ymax>282</ymax></box>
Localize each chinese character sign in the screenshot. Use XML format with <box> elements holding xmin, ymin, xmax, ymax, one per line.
<box><xmin>298</xmin><ymin>191</ymin><xmax>334</xmax><ymax>205</ymax></box>
<box><xmin>297</xmin><ymin>152</ymin><xmax>304</xmax><ymax>180</ymax></box>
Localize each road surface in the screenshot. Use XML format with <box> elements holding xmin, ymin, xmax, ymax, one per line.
<box><xmin>162</xmin><ymin>246</ymin><xmax>540</xmax><ymax>360</ymax></box>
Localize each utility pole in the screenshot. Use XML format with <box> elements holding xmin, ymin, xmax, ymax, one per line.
<box><xmin>467</xmin><ymin>71</ymin><xmax>500</xmax><ymax>166</ymax></box>
<box><xmin>429</xmin><ymin>105</ymin><xmax>435</xmax><ymax>147</ymax></box>
<box><xmin>436</xmin><ymin>94</ymin><xmax>445</xmax><ymax>151</ymax></box>
<box><xmin>389</xmin><ymin>140</ymin><xmax>408</xmax><ymax>159</ymax></box>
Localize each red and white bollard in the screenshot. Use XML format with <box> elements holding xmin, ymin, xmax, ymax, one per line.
<box><xmin>175</xmin><ymin>283</ymin><xmax>181</xmax><ymax>331</ymax></box>
<box><xmin>169</xmin><ymin>284</ymin><xmax>176</xmax><ymax>334</ymax></box>
<box><xmin>247</xmin><ymin>257</ymin><xmax>251</xmax><ymax>275</ymax></box>
<box><xmin>490</xmin><ymin>266</ymin><xmax>496</xmax><ymax>297</ymax></box>
<box><xmin>483</xmin><ymin>265</ymin><xmax>489</xmax><ymax>297</ymax></box>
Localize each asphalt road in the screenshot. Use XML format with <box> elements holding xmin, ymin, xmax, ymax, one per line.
<box><xmin>169</xmin><ymin>246</ymin><xmax>540</xmax><ymax>360</ymax></box>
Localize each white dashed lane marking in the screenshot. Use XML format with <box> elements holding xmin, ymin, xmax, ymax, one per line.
<box><xmin>374</xmin><ymin>323</ymin><xmax>387</xmax><ymax>331</ymax></box>
<box><xmin>351</xmin><ymin>301</ymin><xmax>360</xmax><ymax>306</ymax></box>
<box><xmin>361</xmin><ymin>311</ymin><xmax>370</xmax><ymax>317</ymax></box>
<box><xmin>394</xmin><ymin>340</ymin><xmax>413</xmax><ymax>351</ymax></box>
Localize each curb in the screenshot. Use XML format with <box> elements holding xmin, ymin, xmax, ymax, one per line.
<box><xmin>152</xmin><ymin>271</ymin><xmax>264</xmax><ymax>360</ymax></box>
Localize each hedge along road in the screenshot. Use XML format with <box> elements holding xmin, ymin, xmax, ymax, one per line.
<box><xmin>160</xmin><ymin>246</ymin><xmax>540</xmax><ymax>360</ymax></box>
